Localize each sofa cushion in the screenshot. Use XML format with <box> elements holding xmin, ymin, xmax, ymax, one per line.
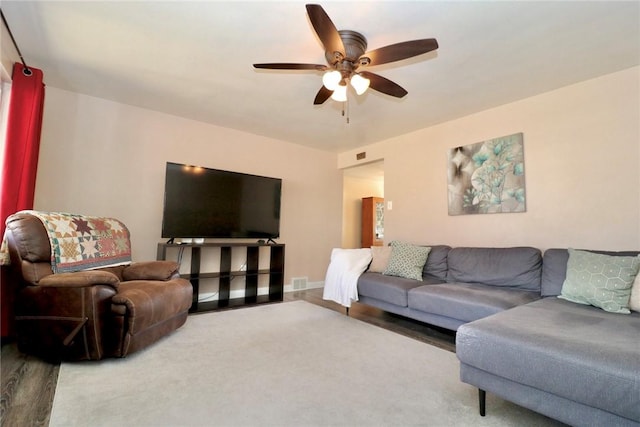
<box><xmin>446</xmin><ymin>247</ymin><xmax>542</xmax><ymax>291</ymax></box>
<box><xmin>558</xmin><ymin>249</ymin><xmax>640</xmax><ymax>314</ymax></box>
<box><xmin>456</xmin><ymin>298</ymin><xmax>640</xmax><ymax>422</ymax></box>
<box><xmin>408</xmin><ymin>283</ymin><xmax>539</xmax><ymax>323</ymax></box>
<box><xmin>630</xmin><ymin>274</ymin><xmax>640</xmax><ymax>312</ymax></box>
<box><xmin>422</xmin><ymin>245</ymin><xmax>451</xmax><ymax>281</ymax></box>
<box><xmin>542</xmin><ymin>249</ymin><xmax>640</xmax><ymax>297</ymax></box>
<box><xmin>540</xmin><ymin>249</ymin><xmax>570</xmax><ymax>297</ymax></box>
<box><xmin>368</xmin><ymin>246</ymin><xmax>392</xmax><ymax>273</ymax></box>
<box><xmin>358</xmin><ymin>272</ymin><xmax>437</xmax><ymax>307</ymax></box>
<box><xmin>113</xmin><ymin>279</ymin><xmax>192</xmax><ymax>335</ymax></box>
<box><xmin>123</xmin><ymin>261</ymin><xmax>180</xmax><ymax>281</ymax></box>
<box><xmin>383</xmin><ymin>241</ymin><xmax>431</xmax><ymax>281</ymax></box>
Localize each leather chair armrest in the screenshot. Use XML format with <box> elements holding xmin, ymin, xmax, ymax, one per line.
<box><xmin>38</xmin><ymin>270</ymin><xmax>120</xmax><ymax>289</ymax></box>
<box><xmin>122</xmin><ymin>261</ymin><xmax>180</xmax><ymax>281</ymax></box>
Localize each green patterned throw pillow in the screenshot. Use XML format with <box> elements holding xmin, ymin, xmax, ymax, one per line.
<box><xmin>559</xmin><ymin>249</ymin><xmax>640</xmax><ymax>314</ymax></box>
<box><xmin>383</xmin><ymin>241</ymin><xmax>431</xmax><ymax>281</ymax></box>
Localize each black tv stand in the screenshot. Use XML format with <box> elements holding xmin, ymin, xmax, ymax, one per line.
<box><xmin>256</xmin><ymin>238</ymin><xmax>277</xmax><ymax>245</ymax></box>
<box><xmin>157</xmin><ymin>242</ymin><xmax>285</xmax><ymax>313</ymax></box>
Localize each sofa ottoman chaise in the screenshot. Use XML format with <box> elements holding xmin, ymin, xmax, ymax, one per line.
<box><xmin>456</xmin><ymin>248</ymin><xmax>640</xmax><ymax>427</ymax></box>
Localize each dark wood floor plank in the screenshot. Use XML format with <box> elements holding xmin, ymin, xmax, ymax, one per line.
<box><xmin>291</xmin><ymin>288</ymin><xmax>456</xmax><ymax>352</ymax></box>
<box><xmin>0</xmin><ymin>344</ymin><xmax>28</xmax><ymax>425</ymax></box>
<box><xmin>1</xmin><ymin>343</ymin><xmax>59</xmax><ymax>427</ymax></box>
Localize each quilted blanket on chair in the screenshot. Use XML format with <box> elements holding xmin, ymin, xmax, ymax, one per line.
<box><xmin>5</xmin><ymin>210</ymin><xmax>132</xmax><ymax>273</ymax></box>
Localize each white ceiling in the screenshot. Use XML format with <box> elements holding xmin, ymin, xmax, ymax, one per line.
<box><xmin>2</xmin><ymin>1</ymin><xmax>639</xmax><ymax>153</ymax></box>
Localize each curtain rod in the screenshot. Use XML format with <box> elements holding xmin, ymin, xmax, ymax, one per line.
<box><xmin>0</xmin><ymin>8</ymin><xmax>32</xmax><ymax>76</ymax></box>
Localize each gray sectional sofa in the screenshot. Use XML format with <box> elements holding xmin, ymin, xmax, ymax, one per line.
<box><xmin>358</xmin><ymin>246</ymin><xmax>543</xmax><ymax>330</ymax></box>
<box><xmin>355</xmin><ymin>245</ymin><xmax>640</xmax><ymax>427</ymax></box>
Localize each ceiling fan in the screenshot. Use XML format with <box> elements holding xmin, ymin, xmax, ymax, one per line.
<box><xmin>253</xmin><ymin>4</ymin><xmax>439</xmax><ymax>105</ymax></box>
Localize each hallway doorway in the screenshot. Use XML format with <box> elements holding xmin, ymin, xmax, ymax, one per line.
<box><xmin>341</xmin><ymin>160</ymin><xmax>384</xmax><ymax>248</ymax></box>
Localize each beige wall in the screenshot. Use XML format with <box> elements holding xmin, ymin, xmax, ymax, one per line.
<box><xmin>27</xmin><ymin>66</ymin><xmax>640</xmax><ymax>291</ymax></box>
<box><xmin>34</xmin><ymin>88</ymin><xmax>343</xmax><ymax>285</ymax></box>
<box><xmin>339</xmin><ymin>67</ymin><xmax>640</xmax><ymax>251</ymax></box>
<box><xmin>1</xmin><ymin>19</ymin><xmax>19</xmax><ymax>82</ymax></box>
<box><xmin>342</xmin><ymin>173</ymin><xmax>384</xmax><ymax>248</ymax></box>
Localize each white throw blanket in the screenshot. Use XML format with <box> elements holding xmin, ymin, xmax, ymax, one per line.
<box><xmin>323</xmin><ymin>248</ymin><xmax>372</xmax><ymax>308</ymax></box>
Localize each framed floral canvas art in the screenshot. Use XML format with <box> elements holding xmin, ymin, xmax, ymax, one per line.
<box><xmin>447</xmin><ymin>133</ymin><xmax>526</xmax><ymax>215</ymax></box>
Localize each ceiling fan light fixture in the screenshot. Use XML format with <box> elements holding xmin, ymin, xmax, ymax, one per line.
<box><xmin>255</xmin><ymin>5</ymin><xmax>438</xmax><ymax>107</ymax></box>
<box><xmin>322</xmin><ymin>70</ymin><xmax>342</xmax><ymax>90</ymax></box>
<box><xmin>350</xmin><ymin>73</ymin><xmax>370</xmax><ymax>95</ymax></box>
<box><xmin>330</xmin><ymin>84</ymin><xmax>348</xmax><ymax>102</ymax></box>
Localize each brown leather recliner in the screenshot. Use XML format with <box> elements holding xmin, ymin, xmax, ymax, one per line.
<box><xmin>3</xmin><ymin>211</ymin><xmax>193</xmax><ymax>361</ymax></box>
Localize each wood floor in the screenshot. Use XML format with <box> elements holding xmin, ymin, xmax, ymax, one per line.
<box><xmin>287</xmin><ymin>288</ymin><xmax>456</xmax><ymax>353</ymax></box>
<box><xmin>0</xmin><ymin>288</ymin><xmax>456</xmax><ymax>427</ymax></box>
<box><xmin>1</xmin><ymin>341</ymin><xmax>59</xmax><ymax>427</ymax></box>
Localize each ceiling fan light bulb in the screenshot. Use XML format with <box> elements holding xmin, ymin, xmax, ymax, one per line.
<box><xmin>331</xmin><ymin>84</ymin><xmax>347</xmax><ymax>102</ymax></box>
<box><xmin>351</xmin><ymin>74</ymin><xmax>370</xmax><ymax>95</ymax></box>
<box><xmin>322</xmin><ymin>70</ymin><xmax>341</xmax><ymax>90</ymax></box>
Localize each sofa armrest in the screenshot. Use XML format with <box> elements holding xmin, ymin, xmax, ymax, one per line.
<box><xmin>38</xmin><ymin>270</ymin><xmax>120</xmax><ymax>289</ymax></box>
<box><xmin>122</xmin><ymin>261</ymin><xmax>180</xmax><ymax>281</ymax></box>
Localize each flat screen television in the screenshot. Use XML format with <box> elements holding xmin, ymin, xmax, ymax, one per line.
<box><xmin>161</xmin><ymin>162</ymin><xmax>282</xmax><ymax>240</ymax></box>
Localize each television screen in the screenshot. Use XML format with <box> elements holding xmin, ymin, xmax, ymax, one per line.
<box><xmin>161</xmin><ymin>162</ymin><xmax>282</xmax><ymax>239</ymax></box>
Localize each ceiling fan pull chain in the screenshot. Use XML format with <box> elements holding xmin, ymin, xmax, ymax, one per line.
<box><xmin>341</xmin><ymin>97</ymin><xmax>350</xmax><ymax>124</ymax></box>
<box><xmin>347</xmin><ymin>97</ymin><xmax>350</xmax><ymax>124</ymax></box>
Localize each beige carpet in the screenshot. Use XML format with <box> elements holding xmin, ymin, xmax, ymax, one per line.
<box><xmin>50</xmin><ymin>300</ymin><xmax>563</xmax><ymax>427</ymax></box>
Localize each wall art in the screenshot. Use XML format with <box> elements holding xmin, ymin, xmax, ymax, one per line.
<box><xmin>447</xmin><ymin>132</ymin><xmax>526</xmax><ymax>215</ymax></box>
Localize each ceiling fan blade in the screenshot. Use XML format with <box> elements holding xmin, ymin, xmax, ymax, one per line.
<box><xmin>362</xmin><ymin>39</ymin><xmax>438</xmax><ymax>67</ymax></box>
<box><xmin>253</xmin><ymin>63</ymin><xmax>327</xmax><ymax>71</ymax></box>
<box><xmin>305</xmin><ymin>4</ymin><xmax>345</xmax><ymax>59</ymax></box>
<box><xmin>313</xmin><ymin>86</ymin><xmax>333</xmax><ymax>105</ymax></box>
<box><xmin>359</xmin><ymin>72</ymin><xmax>408</xmax><ymax>98</ymax></box>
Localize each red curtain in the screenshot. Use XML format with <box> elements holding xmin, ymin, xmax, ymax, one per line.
<box><xmin>0</xmin><ymin>63</ymin><xmax>45</xmax><ymax>338</ymax></box>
